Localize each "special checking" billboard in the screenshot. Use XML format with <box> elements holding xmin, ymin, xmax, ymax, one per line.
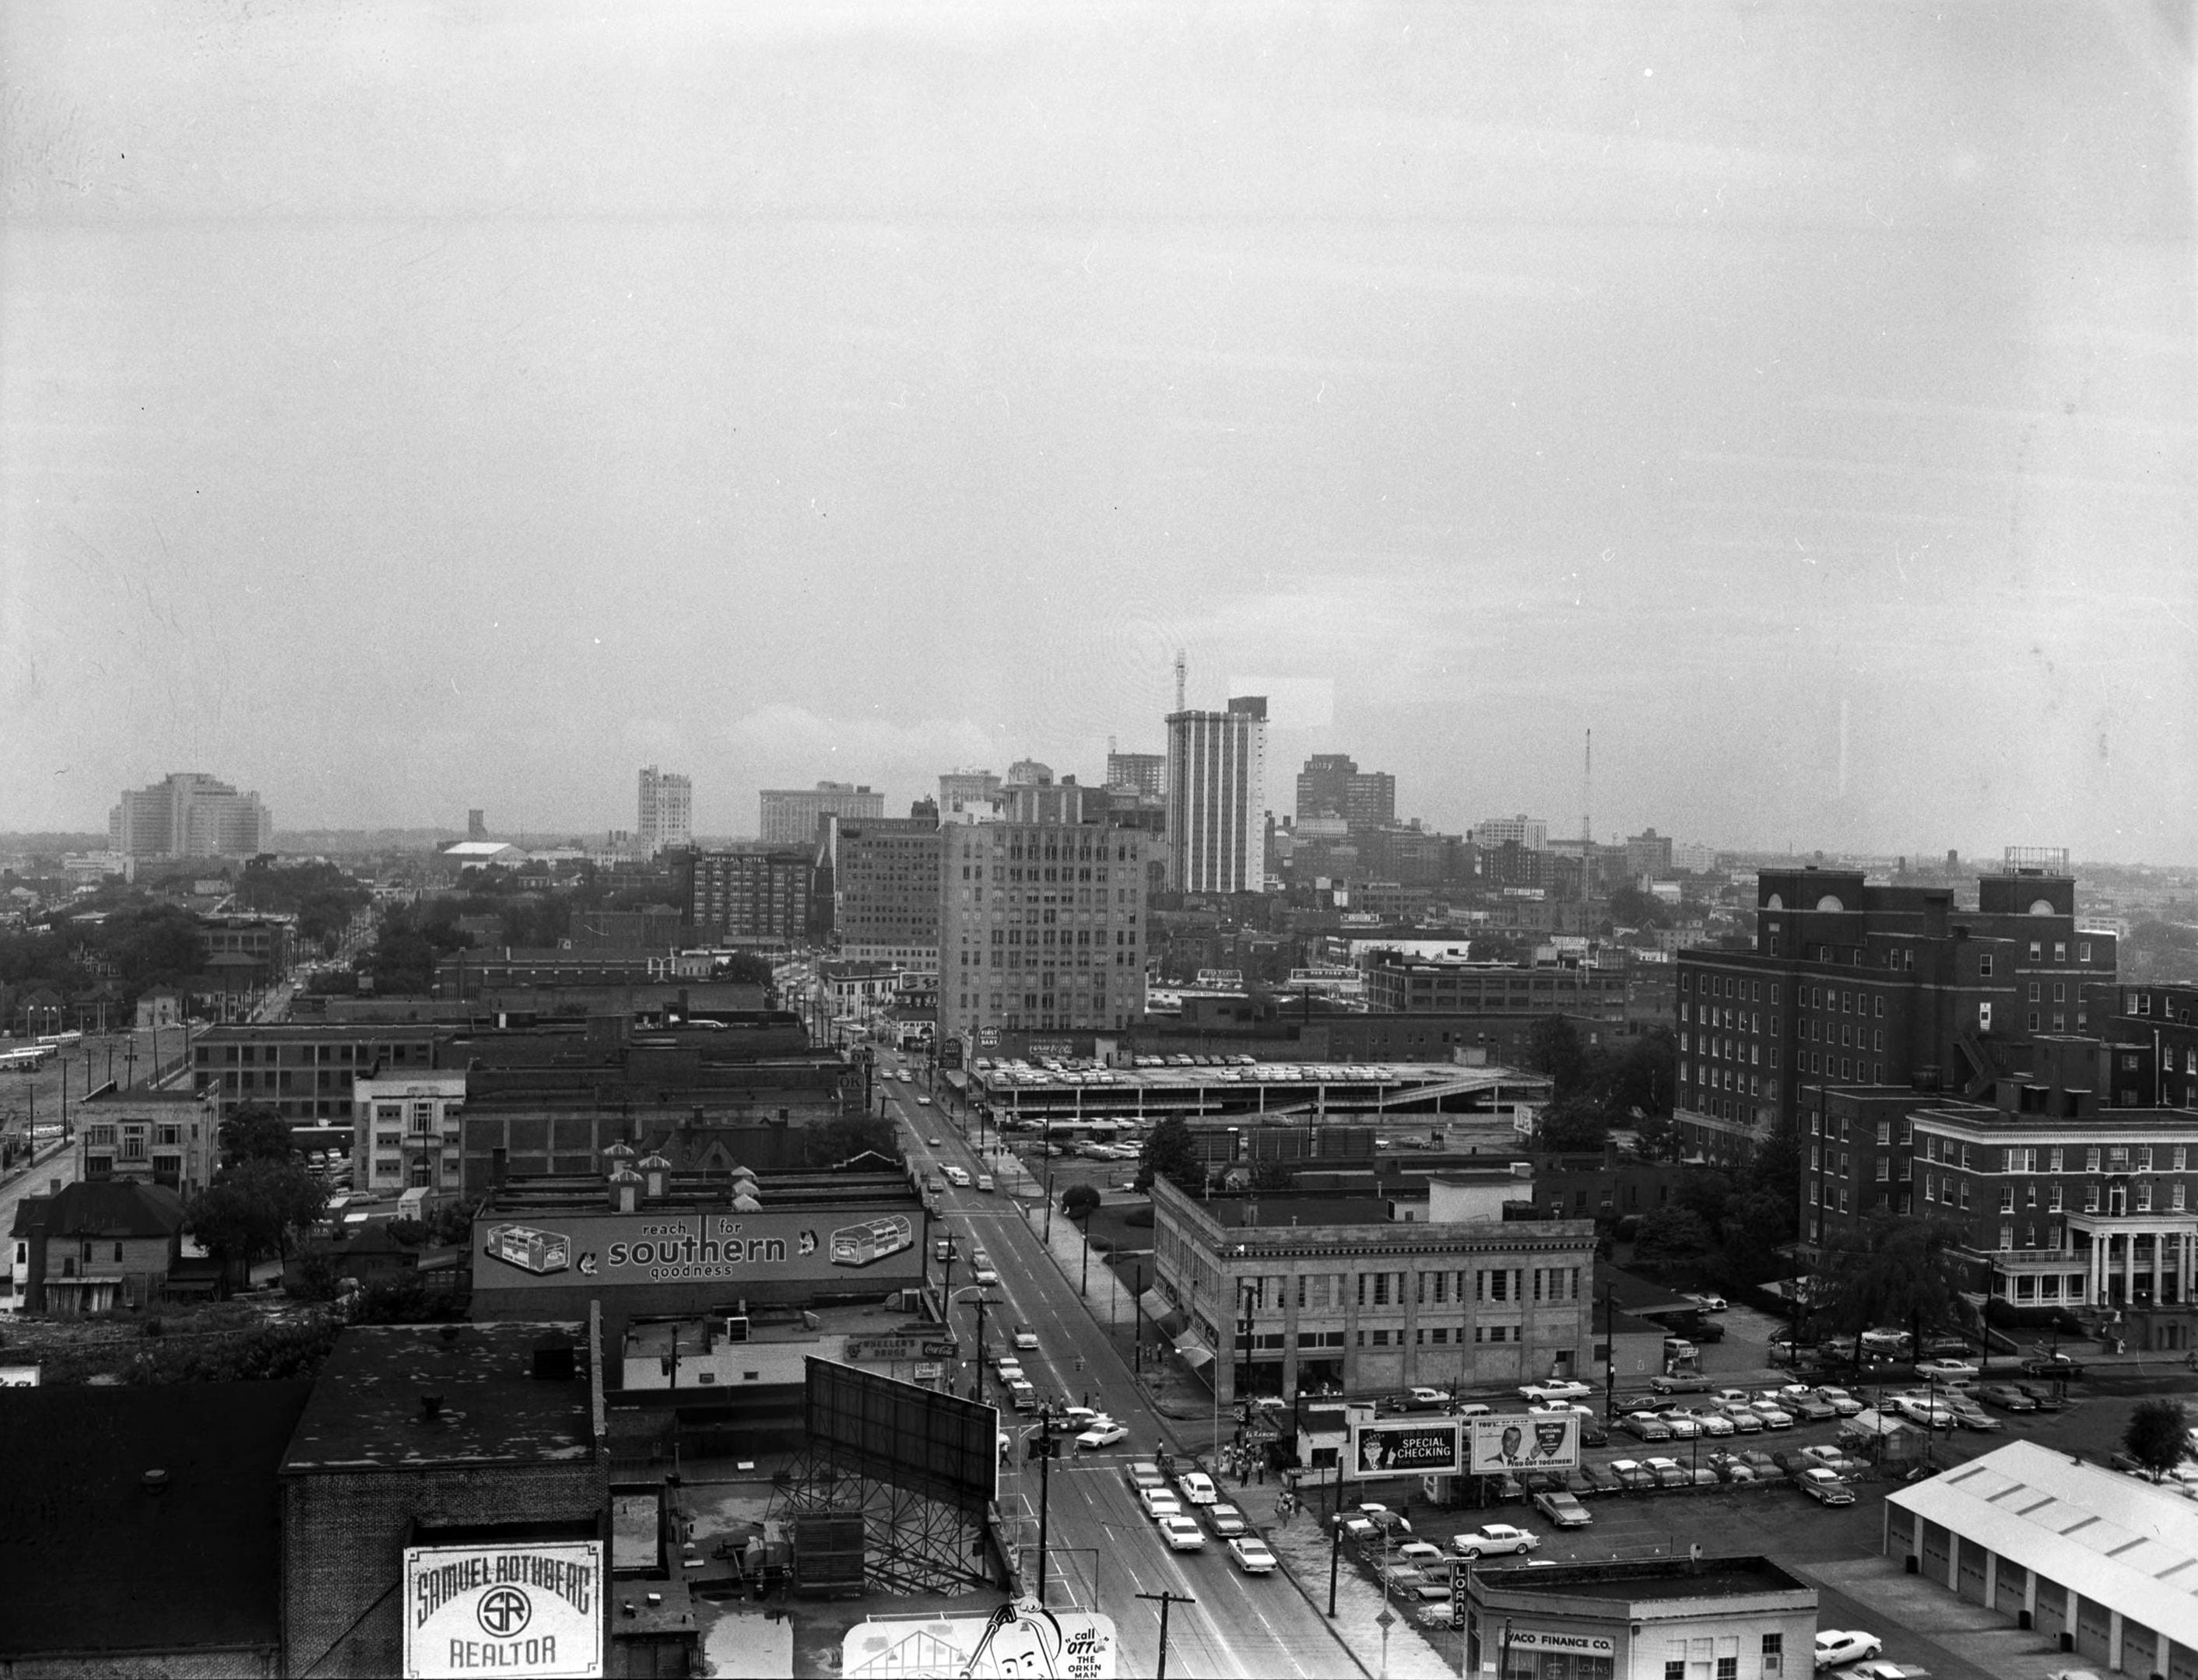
<box><xmin>1346</xmin><ymin>1418</ymin><xmax>1461</xmax><ymax>1480</ymax></box>
<box><xmin>471</xmin><ymin>1208</ymin><xmax>924</xmax><ymax>1291</ymax></box>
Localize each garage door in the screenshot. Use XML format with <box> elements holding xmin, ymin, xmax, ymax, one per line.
<box><xmin>2168</xmin><ymin>1636</ymin><xmax>2198</xmax><ymax>1680</ymax></box>
<box><xmin>2075</xmin><ymin>1593</ymin><xmax>2113</xmax><ymax>1664</ymax></box>
<box><xmin>2123</xmin><ymin>1622</ymin><xmax>2158</xmax><ymax>1679</ymax></box>
<box><xmin>1921</xmin><ymin>1521</ymin><xmax>1952</xmax><ymax>1586</ymax></box>
<box><xmin>2035</xmin><ymin>1580</ymin><xmax>2068</xmax><ymax>1646</ymax></box>
<box><xmin>1994</xmin><ymin>1559</ymin><xmax>2028</xmax><ymax>1619</ymax></box>
<box><xmin>1955</xmin><ymin>1540</ymin><xmax>1988</xmax><ymax>1605</ymax></box>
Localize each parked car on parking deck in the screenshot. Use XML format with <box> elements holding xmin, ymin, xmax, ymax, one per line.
<box><xmin>1977</xmin><ymin>1383</ymin><xmax>2038</xmax><ymax>1412</ymax></box>
<box><xmin>1607</xmin><ymin>1460</ymin><xmax>1654</xmax><ymax>1491</ymax></box>
<box><xmin>1623</xmin><ymin>1412</ymin><xmax>1674</xmax><ymax>1442</ymax></box>
<box><xmin>1534</xmin><ymin>1489</ymin><xmax>1592</xmax><ymax>1528</ymax></box>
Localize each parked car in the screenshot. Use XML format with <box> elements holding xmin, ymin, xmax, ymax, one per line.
<box><xmin>1204</xmin><ymin>1500</ymin><xmax>1251</xmax><ymax>1539</ymax></box>
<box><xmin>2021</xmin><ymin>1353</ymin><xmax>2085</xmax><ymax>1380</ymax></box>
<box><xmin>1915</xmin><ymin>1358</ymin><xmax>1981</xmax><ymax>1383</ymax></box>
<box><xmin>1607</xmin><ymin>1460</ymin><xmax>1654</xmax><ymax>1491</ymax></box>
<box><xmin>1891</xmin><ymin>1394</ymin><xmax>1954</xmax><ymax>1429</ymax></box>
<box><xmin>1175</xmin><ymin>1471</ymin><xmax>1220</xmax><ymax>1506</ymax></box>
<box><xmin>1406</xmin><ymin>1387</ymin><xmax>1455</xmax><ymax>1408</ymax></box>
<box><xmin>1450</xmin><ymin>1523</ymin><xmax>1540</xmax><ymax>1558</ymax></box>
<box><xmin>1227</xmin><ymin>1535</ymin><xmax>1277</xmax><ymax>1574</ymax></box>
<box><xmin>1124</xmin><ymin>1461</ymin><xmax>1167</xmax><ymax>1493</ymax></box>
<box><xmin>1642</xmin><ymin>1457</ymin><xmax>1689</xmax><ymax>1488</ymax></box>
<box><xmin>1357</xmin><ymin>1503</ymin><xmax>1413</xmax><ymax>1534</ymax></box>
<box><xmin>1733</xmin><ymin>1450</ymin><xmax>1783</xmax><ymax>1480</ymax></box>
<box><xmin>1814</xmin><ymin>1629</ymin><xmax>1884</xmax><ymax>1669</ymax></box>
<box><xmin>1719</xmin><ymin>1405</ymin><xmax>1764</xmax><ymax>1434</ymax></box>
<box><xmin>1976</xmin><ymin>1383</ymin><xmax>2038</xmax><ymax>1412</ymax></box>
<box><xmin>1707</xmin><ymin>1453</ymin><xmax>1757</xmax><ymax>1484</ymax></box>
<box><xmin>1748</xmin><ymin>1401</ymin><xmax>1796</xmax><ymax>1430</ymax></box>
<box><xmin>1519</xmin><ymin>1380</ymin><xmax>1592</xmax><ymax>1405</ymax></box>
<box><xmin>1396</xmin><ymin>1540</ymin><xmax>1448</xmax><ymax>1568</ymax></box>
<box><xmin>1785</xmin><ymin>1392</ymin><xmax>1838</xmax><ymax>1422</ymax></box>
<box><xmin>1662</xmin><ymin>1412</ymin><xmax>1702</xmax><ymax>1440</ymax></box>
<box><xmin>1332</xmin><ymin>1509</ymin><xmax>1378</xmax><ymax>1541</ymax></box>
<box><xmin>1814</xmin><ymin>1387</ymin><xmax>1864</xmax><ymax>1416</ymax></box>
<box><xmin>1681</xmin><ymin>1408</ymin><xmax>1735</xmax><ymax>1438</ymax></box>
<box><xmin>1649</xmin><ymin>1373</ymin><xmax>1713</xmax><ymax>1394</ymax></box>
<box><xmin>1533</xmin><ymin>1489</ymin><xmax>1592</xmax><ymax>1528</ymax></box>
<box><xmin>1623</xmin><ymin>1412</ymin><xmax>1675</xmax><ymax>1442</ymax></box>
<box><xmin>1574</xmin><ymin>1462</ymin><xmax>1613</xmax><ymax>1496</ymax></box>
<box><xmin>1945</xmin><ymin>1397</ymin><xmax>2003</xmax><ymax>1433</ymax></box>
<box><xmin>1797</xmin><ymin>1444</ymin><xmax>1860</xmax><ymax>1476</ymax></box>
<box><xmin>1795</xmin><ymin>1468</ymin><xmax>1857</xmax><ymax>1506</ymax></box>
<box><xmin>2015</xmin><ymin>1381</ymin><xmax>2067</xmax><ymax>1412</ymax></box>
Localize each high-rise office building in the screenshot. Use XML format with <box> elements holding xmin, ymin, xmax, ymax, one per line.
<box><xmin>1294</xmin><ymin>753</ymin><xmax>1396</xmax><ymax>829</ymax></box>
<box><xmin>939</xmin><ymin>770</ymin><xmax>1003</xmax><ymax>823</ymax></box>
<box><xmin>1104</xmin><ymin>751</ymin><xmax>1166</xmax><ymax>798</ymax></box>
<box><xmin>1473</xmin><ymin>814</ymin><xmax>1548</xmax><ymax>853</ymax></box>
<box><xmin>636</xmin><ymin>766</ymin><xmax>693</xmax><ymax>858</ymax></box>
<box><xmin>822</xmin><ymin>814</ymin><xmax>942</xmax><ymax>966</ymax></box>
<box><xmin>758</xmin><ymin>782</ymin><xmax>883</xmax><ymax>845</ymax></box>
<box><xmin>1164</xmin><ymin>696</ymin><xmax>1267</xmax><ymax>895</ymax></box>
<box><xmin>108</xmin><ymin>773</ymin><xmax>273</xmax><ymax>859</ymax></box>
<box><xmin>938</xmin><ymin>819</ymin><xmax>1152</xmax><ymax>1049</ymax></box>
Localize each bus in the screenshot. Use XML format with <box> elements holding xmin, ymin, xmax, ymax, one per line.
<box><xmin>0</xmin><ymin>1047</ymin><xmax>51</xmax><ymax>1073</ymax></box>
<box><xmin>33</xmin><ymin>1031</ymin><xmax>82</xmax><ymax>1050</ymax></box>
<box><xmin>830</xmin><ymin>1215</ymin><xmax>914</xmax><ymax>1268</ymax></box>
<box><xmin>482</xmin><ymin>1223</ymin><xmax>572</xmax><ymax>1277</ymax></box>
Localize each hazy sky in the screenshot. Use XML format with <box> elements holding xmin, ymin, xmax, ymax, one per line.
<box><xmin>5</xmin><ymin>1</ymin><xmax>2193</xmax><ymax>861</ymax></box>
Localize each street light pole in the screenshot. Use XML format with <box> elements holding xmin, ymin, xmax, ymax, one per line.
<box><xmin>1034</xmin><ymin>1404</ymin><xmax>1058</xmax><ymax>1604</ymax></box>
<box><xmin>1327</xmin><ymin>1446</ymin><xmax>1343</xmax><ymax>1616</ymax></box>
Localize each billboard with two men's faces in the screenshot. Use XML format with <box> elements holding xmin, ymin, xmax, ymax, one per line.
<box><xmin>1346</xmin><ymin>1412</ymin><xmax>1581</xmax><ymax>1480</ymax></box>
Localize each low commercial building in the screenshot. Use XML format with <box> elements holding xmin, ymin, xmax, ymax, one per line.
<box><xmin>1365</xmin><ymin>957</ymin><xmax>1628</xmax><ymax>1021</ymax></box>
<box><xmin>75</xmin><ymin>1085</ymin><xmax>219</xmax><ymax>1198</ymax></box>
<box><xmin>352</xmin><ymin>1071</ymin><xmax>468</xmax><ymax>1198</ymax></box>
<box><xmin>1886</xmin><ymin>1438</ymin><xmax>2198</xmax><ymax>1680</ymax></box>
<box><xmin>1462</xmin><ymin>1554</ymin><xmax>1817</xmax><ymax>1680</ymax></box>
<box><xmin>191</xmin><ymin>1022</ymin><xmax>450</xmax><ymax>1122</ymax></box>
<box><xmin>1149</xmin><ymin>1173</ymin><xmax>1595</xmax><ymax>1405</ymax></box>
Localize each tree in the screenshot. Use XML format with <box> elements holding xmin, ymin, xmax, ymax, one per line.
<box><xmin>1715</xmin><ymin>1188</ymin><xmax>1795</xmax><ymax>1289</ymax></box>
<box><xmin>1536</xmin><ymin>1099</ymin><xmax>1609</xmax><ymax>1153</ymax></box>
<box><xmin>1526</xmin><ymin>1015</ymin><xmax>1587</xmax><ymax>1100</ymax></box>
<box><xmin>1814</xmin><ymin>1216</ymin><xmax>1968</xmax><ymax>1365</ymax></box>
<box><xmin>1631</xmin><ymin>1205</ymin><xmax>1715</xmax><ymax>1273</ymax></box>
<box><xmin>2122</xmin><ymin>1398</ymin><xmax>2190</xmax><ymax>1482</ymax></box>
<box><xmin>218</xmin><ymin>1103</ymin><xmax>296</xmax><ymax>1168</ymax></box>
<box><xmin>184</xmin><ymin>1159</ymin><xmax>328</xmax><ymax>1277</ymax></box>
<box><xmin>1136</xmin><ymin>1117</ymin><xmax>1206</xmax><ymax>1198</ymax></box>
<box><xmin>1630</xmin><ymin>1112</ymin><xmax>1677</xmax><ymax>1162</ymax></box>
<box><xmin>1061</xmin><ymin>1184</ymin><xmax>1101</xmax><ymax>1222</ymax></box>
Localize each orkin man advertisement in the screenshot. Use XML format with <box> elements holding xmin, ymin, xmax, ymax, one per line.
<box><xmin>472</xmin><ymin>1208</ymin><xmax>923</xmax><ymax>1291</ymax></box>
<box><xmin>1466</xmin><ymin>1412</ymin><xmax>1582</xmax><ymax>1474</ymax></box>
<box><xmin>402</xmin><ymin>1540</ymin><xmax>603</xmax><ymax>1679</ymax></box>
<box><xmin>1347</xmin><ymin>1418</ymin><xmax>1462</xmax><ymax>1480</ymax></box>
<box><xmin>841</xmin><ymin>1601</ymin><xmax>1117</xmax><ymax>1678</ymax></box>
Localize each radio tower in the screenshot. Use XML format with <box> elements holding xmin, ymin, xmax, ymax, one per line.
<box><xmin>1582</xmin><ymin>728</ymin><xmax>1592</xmax><ymax>847</ymax></box>
<box><xmin>1174</xmin><ymin>650</ymin><xmax>1186</xmax><ymax>712</ymax></box>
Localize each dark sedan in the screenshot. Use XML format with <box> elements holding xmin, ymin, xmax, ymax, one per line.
<box><xmin>1976</xmin><ymin>1383</ymin><xmax>2038</xmax><ymax>1412</ymax></box>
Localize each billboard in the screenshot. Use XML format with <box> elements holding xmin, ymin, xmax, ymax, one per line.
<box><xmin>1466</xmin><ymin>1412</ymin><xmax>1582</xmax><ymax>1474</ymax></box>
<box><xmin>842</xmin><ymin>1601</ymin><xmax>1118</xmax><ymax>1678</ymax></box>
<box><xmin>402</xmin><ymin>1540</ymin><xmax>603</xmax><ymax>1679</ymax></box>
<box><xmin>1347</xmin><ymin>1418</ymin><xmax>1462</xmax><ymax>1480</ymax></box>
<box><xmin>806</xmin><ymin>1357</ymin><xmax>999</xmax><ymax>1509</ymax></box>
<box><xmin>472</xmin><ymin>1206</ymin><xmax>923</xmax><ymax>1292</ymax></box>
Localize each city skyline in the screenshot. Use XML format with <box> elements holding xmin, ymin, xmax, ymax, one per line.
<box><xmin>5</xmin><ymin>3</ymin><xmax>2191</xmax><ymax>863</ymax></box>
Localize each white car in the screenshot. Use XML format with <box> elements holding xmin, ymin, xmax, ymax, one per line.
<box><xmin>1519</xmin><ymin>1380</ymin><xmax>1592</xmax><ymax>1405</ymax></box>
<box><xmin>1157</xmin><ymin>1513</ymin><xmax>1206</xmax><ymax>1551</ymax></box>
<box><xmin>1891</xmin><ymin>1394</ymin><xmax>1954</xmax><ymax>1429</ymax></box>
<box><xmin>1915</xmin><ymin>1358</ymin><xmax>1979</xmax><ymax>1383</ymax></box>
<box><xmin>1395</xmin><ymin>1540</ymin><xmax>1446</xmax><ymax>1566</ymax></box>
<box><xmin>1174</xmin><ymin>1471</ymin><xmax>1220</xmax><ymax>1506</ymax></box>
<box><xmin>1450</xmin><ymin>1523</ymin><xmax>1540</xmax><ymax>1559</ymax></box>
<box><xmin>1139</xmin><ymin>1487</ymin><xmax>1182</xmax><ymax>1521</ymax></box>
<box><xmin>1227</xmin><ymin>1535</ymin><xmax>1277</xmax><ymax>1574</ymax></box>
<box><xmin>916</xmin><ymin>1095</ymin><xmax>932</xmax><ymax>1106</ymax></box>
<box><xmin>1076</xmin><ymin>1421</ymin><xmax>1129</xmax><ymax>1450</ymax></box>
<box><xmin>1814</xmin><ymin>1629</ymin><xmax>1883</xmax><ymax>1670</ymax></box>
<box><xmin>1013</xmin><ymin>1326</ymin><xmax>1039</xmax><ymax>1351</ymax></box>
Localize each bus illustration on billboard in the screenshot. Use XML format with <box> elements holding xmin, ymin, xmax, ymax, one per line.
<box><xmin>483</xmin><ymin>1223</ymin><xmax>572</xmax><ymax>1276</ymax></box>
<box><xmin>830</xmin><ymin>1215</ymin><xmax>914</xmax><ymax>1268</ymax></box>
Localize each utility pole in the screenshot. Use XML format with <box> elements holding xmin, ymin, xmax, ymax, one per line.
<box><xmin>1031</xmin><ymin>1408</ymin><xmax>1059</xmax><ymax>1602</ymax></box>
<box><xmin>1133</xmin><ymin>1263</ymin><xmax>1145</xmax><ymax>1373</ymax></box>
<box><xmin>1136</xmin><ymin>1590</ymin><xmax>1193</xmax><ymax>1680</ymax></box>
<box><xmin>1327</xmin><ymin>1446</ymin><xmax>1344</xmax><ymax>1615</ymax></box>
<box><xmin>1603</xmin><ymin>1285</ymin><xmax>1617</xmax><ymax>1422</ymax></box>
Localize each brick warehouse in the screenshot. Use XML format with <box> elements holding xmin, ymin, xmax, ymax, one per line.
<box><xmin>278</xmin><ymin>1318</ymin><xmax>607</xmax><ymax>1678</ymax></box>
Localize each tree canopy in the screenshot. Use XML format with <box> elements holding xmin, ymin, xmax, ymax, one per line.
<box><xmin>1136</xmin><ymin>1117</ymin><xmax>1206</xmax><ymax>1198</ymax></box>
<box><xmin>1813</xmin><ymin>1215</ymin><xmax>1968</xmax><ymax>1359</ymax></box>
<box><xmin>218</xmin><ymin>1103</ymin><xmax>297</xmax><ymax>1168</ymax></box>
<box><xmin>1061</xmin><ymin>1184</ymin><xmax>1101</xmax><ymax>1221</ymax></box>
<box><xmin>184</xmin><ymin>1158</ymin><xmax>328</xmax><ymax>1272</ymax></box>
<box><xmin>2122</xmin><ymin>1398</ymin><xmax>2191</xmax><ymax>1481</ymax></box>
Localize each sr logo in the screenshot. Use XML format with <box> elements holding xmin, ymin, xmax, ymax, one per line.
<box><xmin>477</xmin><ymin>1585</ymin><xmax>532</xmax><ymax>1639</ymax></box>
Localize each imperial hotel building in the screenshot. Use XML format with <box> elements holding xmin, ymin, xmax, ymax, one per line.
<box><xmin>1672</xmin><ymin>854</ymin><xmax>2115</xmax><ymax>1170</ymax></box>
<box><xmin>1164</xmin><ymin>695</ymin><xmax>1267</xmax><ymax>895</ymax></box>
<box><xmin>937</xmin><ymin>784</ymin><xmax>1153</xmax><ymax>1052</ymax></box>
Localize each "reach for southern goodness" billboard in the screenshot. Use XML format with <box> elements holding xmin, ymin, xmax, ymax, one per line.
<box><xmin>472</xmin><ymin>1208</ymin><xmax>924</xmax><ymax>1291</ymax></box>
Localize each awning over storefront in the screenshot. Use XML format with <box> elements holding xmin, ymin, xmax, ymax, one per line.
<box><xmin>1172</xmin><ymin>1335</ymin><xmax>1214</xmax><ymax>1370</ymax></box>
<box><xmin>1139</xmin><ymin>1290</ymin><xmax>1185</xmax><ymax>1338</ymax></box>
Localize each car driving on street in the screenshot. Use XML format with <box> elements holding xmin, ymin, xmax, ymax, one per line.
<box><xmin>1450</xmin><ymin>1523</ymin><xmax>1540</xmax><ymax>1559</ymax></box>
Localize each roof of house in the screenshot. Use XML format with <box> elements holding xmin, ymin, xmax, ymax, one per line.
<box><xmin>0</xmin><ymin>1380</ymin><xmax>312</xmax><ymax>1657</ymax></box>
<box><xmin>1888</xmin><ymin>1438</ymin><xmax>2198</xmax><ymax>1652</ymax></box>
<box><xmin>281</xmin><ymin>1322</ymin><xmax>595</xmax><ymax>1474</ymax></box>
<box><xmin>35</xmin><ymin>1180</ymin><xmax>186</xmax><ymax>1240</ymax></box>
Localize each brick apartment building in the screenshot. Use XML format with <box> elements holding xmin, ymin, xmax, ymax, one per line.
<box><xmin>686</xmin><ymin>847</ymin><xmax>815</xmax><ymax>945</ymax></box>
<box><xmin>191</xmin><ymin>1022</ymin><xmax>450</xmax><ymax>1123</ymax></box>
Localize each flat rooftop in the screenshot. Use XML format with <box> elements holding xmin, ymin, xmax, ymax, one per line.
<box><xmin>1478</xmin><ymin>1555</ymin><xmax>1811</xmax><ymax>1605</ymax></box>
<box><xmin>481</xmin><ymin>1171</ymin><xmax>921</xmax><ymax>1214</ymax></box>
<box><xmin>282</xmin><ymin>1322</ymin><xmax>595</xmax><ymax>1474</ymax></box>
<box><xmin>972</xmin><ymin>1060</ymin><xmax>1538</xmax><ymax>1094</ymax></box>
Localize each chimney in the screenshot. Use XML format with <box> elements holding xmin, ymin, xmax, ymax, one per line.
<box><xmin>420</xmin><ymin>1392</ymin><xmax>444</xmax><ymax>1419</ymax></box>
<box><xmin>609</xmin><ymin>1168</ymin><xmax>642</xmax><ymax>1212</ymax></box>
